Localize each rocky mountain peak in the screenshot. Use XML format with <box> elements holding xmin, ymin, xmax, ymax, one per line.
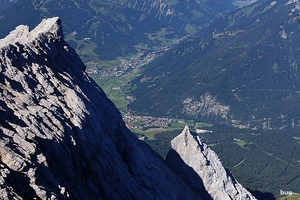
<box><xmin>0</xmin><ymin>17</ymin><xmax>255</xmax><ymax>199</ymax></box>
<box><xmin>0</xmin><ymin>17</ymin><xmax>63</xmax><ymax>48</ymax></box>
<box><xmin>166</xmin><ymin>126</ymin><xmax>256</xmax><ymax>200</ymax></box>
<box><xmin>0</xmin><ymin>17</ymin><xmax>198</xmax><ymax>199</ymax></box>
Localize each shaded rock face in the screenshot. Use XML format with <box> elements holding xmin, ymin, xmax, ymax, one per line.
<box><xmin>166</xmin><ymin>126</ymin><xmax>256</xmax><ymax>200</ymax></box>
<box><xmin>0</xmin><ymin>17</ymin><xmax>207</xmax><ymax>199</ymax></box>
<box><xmin>0</xmin><ymin>17</ymin><xmax>256</xmax><ymax>200</ymax></box>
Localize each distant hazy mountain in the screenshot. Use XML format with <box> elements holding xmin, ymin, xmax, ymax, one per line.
<box><xmin>232</xmin><ymin>0</ymin><xmax>259</xmax><ymax>7</ymax></box>
<box><xmin>0</xmin><ymin>0</ymin><xmax>238</xmax><ymax>62</ymax></box>
<box><xmin>0</xmin><ymin>0</ymin><xmax>17</xmax><ymax>11</ymax></box>
<box><xmin>129</xmin><ymin>0</ymin><xmax>300</xmax><ymax>130</ymax></box>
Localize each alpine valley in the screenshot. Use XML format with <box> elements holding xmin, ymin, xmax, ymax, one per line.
<box><xmin>130</xmin><ymin>0</ymin><xmax>300</xmax><ymax>130</ymax></box>
<box><xmin>129</xmin><ymin>0</ymin><xmax>300</xmax><ymax>197</ymax></box>
<box><xmin>0</xmin><ymin>17</ymin><xmax>258</xmax><ymax>199</ymax></box>
<box><xmin>1</xmin><ymin>0</ymin><xmax>300</xmax><ymax>199</ymax></box>
<box><xmin>0</xmin><ymin>0</ymin><xmax>238</xmax><ymax>62</ymax></box>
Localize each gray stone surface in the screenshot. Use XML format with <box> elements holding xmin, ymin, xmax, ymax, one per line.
<box><xmin>0</xmin><ymin>17</ymin><xmax>203</xmax><ymax>200</ymax></box>
<box><xmin>166</xmin><ymin>126</ymin><xmax>256</xmax><ymax>200</ymax></box>
<box><xmin>0</xmin><ymin>17</ymin><xmax>256</xmax><ymax>200</ymax></box>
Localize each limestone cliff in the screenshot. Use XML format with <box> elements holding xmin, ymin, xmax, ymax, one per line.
<box><xmin>0</xmin><ymin>17</ymin><xmax>255</xmax><ymax>200</ymax></box>
<box><xmin>0</xmin><ymin>17</ymin><xmax>206</xmax><ymax>199</ymax></box>
<box><xmin>166</xmin><ymin>126</ymin><xmax>256</xmax><ymax>200</ymax></box>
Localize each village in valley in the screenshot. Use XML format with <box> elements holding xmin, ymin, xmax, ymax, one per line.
<box><xmin>86</xmin><ymin>47</ymin><xmax>170</xmax><ymax>78</ymax></box>
<box><xmin>85</xmin><ymin>41</ymin><xmax>213</xmax><ymax>138</ymax></box>
<box><xmin>124</xmin><ymin>114</ymin><xmax>172</xmax><ymax>129</ymax></box>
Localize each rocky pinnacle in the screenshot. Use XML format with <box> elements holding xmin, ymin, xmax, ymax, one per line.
<box><xmin>166</xmin><ymin>126</ymin><xmax>256</xmax><ymax>200</ymax></box>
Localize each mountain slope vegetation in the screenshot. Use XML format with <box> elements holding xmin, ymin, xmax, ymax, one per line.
<box><xmin>129</xmin><ymin>0</ymin><xmax>300</xmax><ymax>129</ymax></box>
<box><xmin>0</xmin><ymin>0</ymin><xmax>237</xmax><ymax>62</ymax></box>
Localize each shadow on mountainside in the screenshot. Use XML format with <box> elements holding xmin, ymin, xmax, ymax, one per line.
<box><xmin>248</xmin><ymin>190</ymin><xmax>276</xmax><ymax>200</ymax></box>
<box><xmin>165</xmin><ymin>148</ymin><xmax>213</xmax><ymax>200</ymax></box>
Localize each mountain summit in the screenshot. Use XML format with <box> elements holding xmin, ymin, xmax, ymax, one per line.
<box><xmin>0</xmin><ymin>17</ymin><xmax>197</xmax><ymax>200</ymax></box>
<box><xmin>0</xmin><ymin>17</ymin><xmax>254</xmax><ymax>199</ymax></box>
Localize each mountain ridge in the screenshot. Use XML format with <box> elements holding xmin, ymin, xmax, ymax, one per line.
<box><xmin>0</xmin><ymin>17</ymin><xmax>199</xmax><ymax>199</ymax></box>
<box><xmin>0</xmin><ymin>0</ymin><xmax>237</xmax><ymax>62</ymax></box>
<box><xmin>0</xmin><ymin>17</ymin><xmax>255</xmax><ymax>199</ymax></box>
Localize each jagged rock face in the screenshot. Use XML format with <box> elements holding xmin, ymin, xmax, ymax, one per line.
<box><xmin>0</xmin><ymin>18</ymin><xmax>207</xmax><ymax>199</ymax></box>
<box><xmin>166</xmin><ymin>126</ymin><xmax>256</xmax><ymax>200</ymax></box>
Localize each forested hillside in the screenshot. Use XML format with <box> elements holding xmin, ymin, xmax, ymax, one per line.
<box><xmin>0</xmin><ymin>0</ymin><xmax>236</xmax><ymax>62</ymax></box>
<box><xmin>143</xmin><ymin>125</ymin><xmax>300</xmax><ymax>197</ymax></box>
<box><xmin>129</xmin><ymin>0</ymin><xmax>300</xmax><ymax>130</ymax></box>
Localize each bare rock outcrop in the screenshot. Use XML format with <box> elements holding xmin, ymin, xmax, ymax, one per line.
<box><xmin>0</xmin><ymin>17</ymin><xmax>206</xmax><ymax>199</ymax></box>
<box><xmin>0</xmin><ymin>17</ymin><xmax>257</xmax><ymax>200</ymax></box>
<box><xmin>166</xmin><ymin>126</ymin><xmax>256</xmax><ymax>200</ymax></box>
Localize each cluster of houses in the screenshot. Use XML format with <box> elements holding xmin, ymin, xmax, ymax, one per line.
<box><xmin>124</xmin><ymin>114</ymin><xmax>172</xmax><ymax>129</ymax></box>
